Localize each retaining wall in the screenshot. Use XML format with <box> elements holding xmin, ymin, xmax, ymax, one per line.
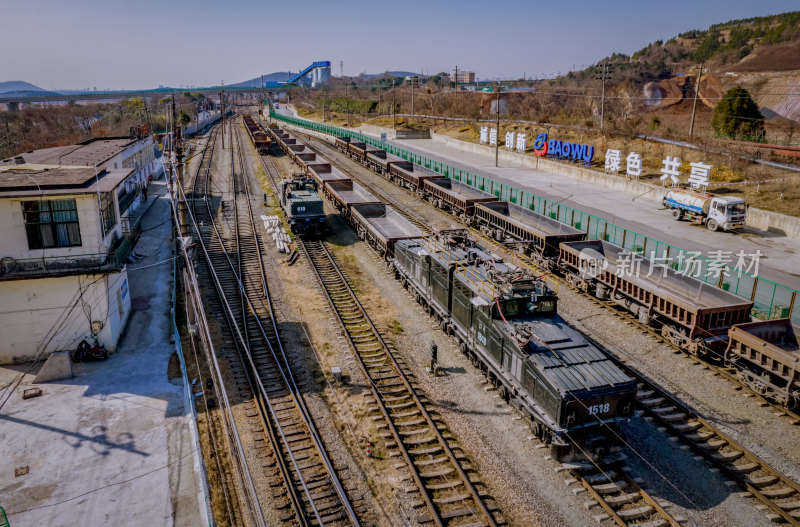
<box><xmin>360</xmin><ymin>124</ymin><xmax>430</xmax><ymax>140</ymax></box>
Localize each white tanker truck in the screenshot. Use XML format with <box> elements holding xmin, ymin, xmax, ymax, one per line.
<box><xmin>662</xmin><ymin>189</ymin><xmax>747</xmax><ymax>232</ymax></box>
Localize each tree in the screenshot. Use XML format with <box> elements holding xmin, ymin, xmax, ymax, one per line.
<box><xmin>711</xmin><ymin>86</ymin><xmax>765</xmax><ymax>140</ymax></box>
<box><xmin>179</xmin><ymin>109</ymin><xmax>191</xmax><ymax>126</ymax></box>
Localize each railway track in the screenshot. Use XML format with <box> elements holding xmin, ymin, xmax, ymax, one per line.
<box><xmin>252</xmin><ymin>128</ymin><xmax>503</xmax><ymax>526</ymax></box>
<box><xmin>188</xmin><ymin>118</ymin><xmax>360</xmax><ymax>527</ymax></box>
<box><xmin>578</xmin><ymin>292</ymin><xmax>800</xmax><ymax>525</ymax></box>
<box><xmin>185</xmin><ymin>125</ymin><xmax>263</xmax><ymax>527</ymax></box>
<box><xmin>470</xmin><ymin>233</ymin><xmax>800</xmax><ymax>525</ymax></box>
<box><xmin>279</xmin><ymin>125</ymin><xmax>800</xmax><ymax>525</ymax></box>
<box><xmin>569</xmin><ymin>459</ymin><xmax>681</xmax><ymax>526</ymax></box>
<box><xmin>299</xmin><ymin>238</ymin><xmax>502</xmax><ymax>527</ymax></box>
<box><xmin>274</xmin><ymin>124</ymin><xmax>684</xmax><ymax>526</ymax></box>
<box><xmin>290</xmin><ymin>131</ymin><xmax>435</xmax><ymax>235</ymax></box>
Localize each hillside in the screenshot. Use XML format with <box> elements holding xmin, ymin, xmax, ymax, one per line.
<box><xmin>0</xmin><ymin>80</ymin><xmax>60</xmax><ymax>96</ymax></box>
<box><xmin>574</xmin><ymin>11</ymin><xmax>800</xmax><ymax>123</ymax></box>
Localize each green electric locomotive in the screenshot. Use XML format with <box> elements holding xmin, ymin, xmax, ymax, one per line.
<box><xmin>392</xmin><ymin>231</ymin><xmax>637</xmax><ymax>461</ymax></box>
<box><xmin>279</xmin><ymin>175</ymin><xmax>325</xmax><ymax>236</ymax></box>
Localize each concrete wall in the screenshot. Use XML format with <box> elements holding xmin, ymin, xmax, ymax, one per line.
<box><xmin>0</xmin><ymin>192</ymin><xmax>123</xmax><ymax>261</ymax></box>
<box><xmin>429</xmin><ymin>132</ymin><xmax>800</xmax><ymax>238</ymax></box>
<box><xmin>360</xmin><ymin>124</ymin><xmax>430</xmax><ymax>140</ymax></box>
<box><xmin>0</xmin><ymin>270</ymin><xmax>130</xmax><ymax>363</ymax></box>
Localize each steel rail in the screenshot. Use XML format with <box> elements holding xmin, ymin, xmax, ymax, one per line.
<box><xmin>235</xmin><ymin>116</ymin><xmax>362</xmax><ymax>525</ymax></box>
<box><xmin>575</xmin><ymin>294</ymin><xmax>800</xmax><ymax>526</ymax></box>
<box><xmin>188</xmin><ymin>129</ymin><xmax>321</xmax><ymax>525</ymax></box>
<box><xmin>262</xmin><ymin>117</ymin><xmax>499</xmax><ymax>526</ymax></box>
<box><xmin>229</xmin><ymin>120</ymin><xmax>360</xmax><ymax>526</ymax></box>
<box><xmin>299</xmin><ymin>238</ymin><xmax>498</xmax><ymax>527</ymax></box>
<box><xmin>180</xmin><ymin>125</ymin><xmax>268</xmax><ymax>527</ymax></box>
<box><xmin>281</xmin><ymin>121</ymin><xmax>800</xmax><ymax>525</ymax></box>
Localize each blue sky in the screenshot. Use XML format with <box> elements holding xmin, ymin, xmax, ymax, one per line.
<box><xmin>6</xmin><ymin>0</ymin><xmax>798</xmax><ymax>90</ymax></box>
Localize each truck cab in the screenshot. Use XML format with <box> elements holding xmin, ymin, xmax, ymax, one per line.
<box><xmin>709</xmin><ymin>196</ymin><xmax>747</xmax><ymax>231</ymax></box>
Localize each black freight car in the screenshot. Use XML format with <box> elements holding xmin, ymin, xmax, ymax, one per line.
<box><xmin>334</xmin><ymin>136</ymin><xmax>351</xmax><ymax>153</ymax></box>
<box><xmin>325</xmin><ymin>180</ymin><xmax>381</xmax><ymax>219</ymax></box>
<box><xmin>387</xmin><ymin>162</ymin><xmax>438</xmax><ymax>193</ymax></box>
<box><xmin>351</xmin><ymin>203</ymin><xmax>423</xmax><ymax>260</ymax></box>
<box><xmin>475</xmin><ymin>201</ymin><xmax>586</xmax><ymax>268</ymax></box>
<box><xmin>423</xmin><ymin>178</ymin><xmax>498</xmax><ymax>218</ymax></box>
<box><xmin>726</xmin><ymin>319</ymin><xmax>800</xmax><ymax>408</ymax></box>
<box><xmin>558</xmin><ymin>239</ymin><xmax>753</xmax><ymax>356</ymax></box>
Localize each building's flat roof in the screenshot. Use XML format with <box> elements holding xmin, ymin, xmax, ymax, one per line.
<box><xmin>0</xmin><ymin>137</ymin><xmax>140</xmax><ymax>168</ymax></box>
<box><xmin>0</xmin><ymin>164</ymin><xmax>132</xmax><ymax>197</ymax></box>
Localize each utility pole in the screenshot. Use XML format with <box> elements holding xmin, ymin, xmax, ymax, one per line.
<box><xmin>392</xmin><ymin>86</ymin><xmax>396</xmax><ymax>129</ymax></box>
<box><xmin>411</xmin><ymin>76</ymin><xmax>416</xmax><ymax>124</ymax></box>
<box><xmin>454</xmin><ymin>65</ymin><xmax>458</xmax><ymax>91</ymax></box>
<box><xmin>495</xmin><ymin>81</ymin><xmax>500</xmax><ymax>168</ymax></box>
<box><xmin>219</xmin><ymin>91</ymin><xmax>225</xmax><ymax>149</ymax></box>
<box><xmin>689</xmin><ymin>61</ymin><xmax>704</xmax><ymax>137</ymax></box>
<box><xmin>143</xmin><ymin>98</ymin><xmax>153</xmax><ymax>136</ymax></box>
<box><xmin>345</xmin><ymin>82</ymin><xmax>350</xmax><ymax>126</ymax></box>
<box><xmin>165</xmin><ymin>102</ymin><xmax>173</xmax><ymax>200</ymax></box>
<box><xmin>600</xmin><ymin>60</ymin><xmax>608</xmax><ymax>131</ymax></box>
<box><xmin>172</xmin><ymin>95</ymin><xmax>187</xmax><ymax>237</ymax></box>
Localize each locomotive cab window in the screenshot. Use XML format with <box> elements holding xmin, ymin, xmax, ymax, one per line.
<box><xmin>493</xmin><ymin>297</ymin><xmax>556</xmax><ymax>319</ymax></box>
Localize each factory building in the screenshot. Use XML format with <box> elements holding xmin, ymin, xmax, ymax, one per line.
<box><xmin>311</xmin><ymin>65</ymin><xmax>331</xmax><ymax>87</ymax></box>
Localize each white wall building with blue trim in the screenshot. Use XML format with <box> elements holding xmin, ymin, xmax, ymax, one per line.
<box><xmin>0</xmin><ymin>163</ymin><xmax>141</xmax><ymax>364</ymax></box>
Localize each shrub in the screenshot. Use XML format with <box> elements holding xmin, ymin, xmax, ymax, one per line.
<box><xmin>711</xmin><ymin>86</ymin><xmax>765</xmax><ymax>140</ymax></box>
<box><xmin>710</xmin><ymin>166</ymin><xmax>746</xmax><ymax>183</ymax></box>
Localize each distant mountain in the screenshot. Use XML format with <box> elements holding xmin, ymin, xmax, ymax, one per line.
<box><xmin>0</xmin><ymin>80</ymin><xmax>62</xmax><ymax>97</ymax></box>
<box><xmin>363</xmin><ymin>71</ymin><xmax>422</xmax><ymax>79</ymax></box>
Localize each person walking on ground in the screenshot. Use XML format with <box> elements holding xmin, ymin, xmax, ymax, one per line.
<box><xmin>142</xmin><ymin>182</ymin><xmax>148</xmax><ymax>202</ymax></box>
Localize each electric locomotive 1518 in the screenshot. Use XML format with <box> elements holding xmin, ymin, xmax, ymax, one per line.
<box><xmin>392</xmin><ymin>231</ymin><xmax>637</xmax><ymax>461</ymax></box>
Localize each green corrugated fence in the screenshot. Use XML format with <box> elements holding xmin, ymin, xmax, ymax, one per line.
<box><xmin>269</xmin><ymin>109</ymin><xmax>799</xmax><ymax>324</ymax></box>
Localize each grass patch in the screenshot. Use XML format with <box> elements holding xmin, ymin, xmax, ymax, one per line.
<box><xmin>389</xmin><ymin>319</ymin><xmax>404</xmax><ymax>335</ymax></box>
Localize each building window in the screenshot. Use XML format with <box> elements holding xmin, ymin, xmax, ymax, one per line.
<box><xmin>22</xmin><ymin>199</ymin><xmax>82</xmax><ymax>249</ymax></box>
<box><xmin>100</xmin><ymin>192</ymin><xmax>117</xmax><ymax>236</ymax></box>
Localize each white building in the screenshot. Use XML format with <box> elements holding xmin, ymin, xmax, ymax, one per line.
<box><xmin>0</xmin><ymin>163</ymin><xmax>142</xmax><ymax>363</ymax></box>
<box><xmin>1</xmin><ymin>135</ymin><xmax>162</xmax><ymax>216</ymax></box>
